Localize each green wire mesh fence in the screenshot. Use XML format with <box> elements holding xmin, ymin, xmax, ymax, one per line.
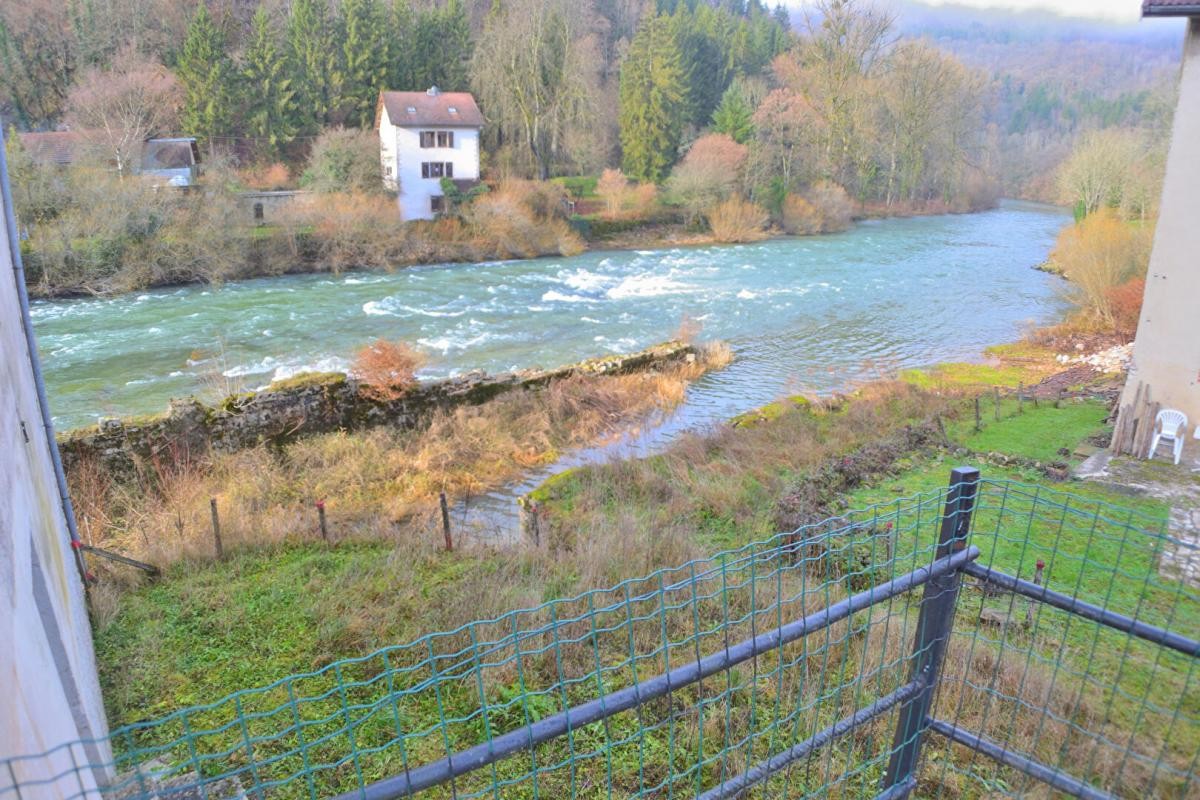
<box><xmin>2</xmin><ymin>476</ymin><xmax>1196</xmax><ymax>799</ymax></box>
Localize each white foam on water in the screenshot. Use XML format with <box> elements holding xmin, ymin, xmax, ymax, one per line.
<box><xmin>580</xmin><ymin>316</ymin><xmax>603</xmax><ymax>324</ymax></box>
<box><xmin>606</xmin><ymin>273</ymin><xmax>693</xmax><ymax>300</ymax></box>
<box><xmin>403</xmin><ymin>305</ymin><xmax>466</xmax><ymax>317</ymax></box>
<box><xmin>542</xmin><ymin>290</ymin><xmax>591</xmax><ymax>303</ymax></box>
<box><xmin>560</xmin><ymin>268</ymin><xmax>612</xmax><ymax>292</ymax></box>
<box><xmin>417</xmin><ymin>331</ymin><xmax>496</xmax><ymax>354</ymax></box>
<box><xmin>362</xmin><ymin>300</ymin><xmax>392</xmax><ymax>316</ymax></box>
<box><xmin>737</xmin><ymin>290</ymin><xmax>757</xmax><ymax>300</ymax></box>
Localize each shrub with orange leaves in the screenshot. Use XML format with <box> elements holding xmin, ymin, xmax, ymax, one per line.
<box><xmin>353</xmin><ymin>339</ymin><xmax>425</xmax><ymax>401</ymax></box>
<box><xmin>1105</xmin><ymin>277</ymin><xmax>1146</xmax><ymax>339</ymax></box>
<box><xmin>707</xmin><ymin>196</ymin><xmax>769</xmax><ymax>243</ymax></box>
<box><xmin>781</xmin><ymin>194</ymin><xmax>822</xmax><ymax>235</ymax></box>
<box><xmin>1050</xmin><ymin>208</ymin><xmax>1153</xmax><ymax>327</ymax></box>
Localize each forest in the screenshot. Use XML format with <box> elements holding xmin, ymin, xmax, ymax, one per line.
<box><xmin>0</xmin><ymin>0</ymin><xmax>1183</xmax><ymax>295</ymax></box>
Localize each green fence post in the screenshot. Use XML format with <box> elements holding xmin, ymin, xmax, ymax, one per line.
<box><xmin>882</xmin><ymin>466</ymin><xmax>980</xmax><ymax>795</ymax></box>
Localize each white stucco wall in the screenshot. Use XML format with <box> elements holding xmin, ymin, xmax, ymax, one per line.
<box><xmin>1</xmin><ymin>135</ymin><xmax>111</xmax><ymax>797</ymax></box>
<box><xmin>1120</xmin><ymin>18</ymin><xmax>1200</xmax><ymax>426</ymax></box>
<box><xmin>379</xmin><ymin>104</ymin><xmax>480</xmax><ymax>221</ymax></box>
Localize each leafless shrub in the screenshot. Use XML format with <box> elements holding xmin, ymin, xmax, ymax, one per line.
<box><xmin>352</xmin><ymin>339</ymin><xmax>425</xmax><ymax>401</ymax></box>
<box><xmin>707</xmin><ymin>195</ymin><xmax>769</xmax><ymax>243</ymax></box>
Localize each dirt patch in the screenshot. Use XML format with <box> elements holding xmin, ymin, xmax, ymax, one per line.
<box><xmin>1024</xmin><ymin>364</ymin><xmax>1103</xmax><ymax>398</ymax></box>
<box><xmin>774</xmin><ymin>421</ymin><xmax>942</xmax><ymax>531</ymax></box>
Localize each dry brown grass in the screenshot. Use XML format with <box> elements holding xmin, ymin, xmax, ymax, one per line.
<box><xmin>72</xmin><ymin>349</ymin><xmax>729</xmax><ymax>569</ymax></box>
<box><xmin>536</xmin><ymin>381</ymin><xmax>956</xmax><ymax>555</ymax></box>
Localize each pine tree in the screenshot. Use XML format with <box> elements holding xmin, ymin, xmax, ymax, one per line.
<box><xmin>387</xmin><ymin>0</ymin><xmax>417</xmax><ymax>90</ymax></box>
<box><xmin>674</xmin><ymin>4</ymin><xmax>731</xmax><ymax>128</ymax></box>
<box><xmin>410</xmin><ymin>1</ymin><xmax>472</xmax><ymax>91</ymax></box>
<box><xmin>177</xmin><ymin>4</ymin><xmax>236</xmax><ymax>150</ymax></box>
<box><xmin>619</xmin><ymin>16</ymin><xmax>687</xmax><ymax>183</ymax></box>
<box><xmin>711</xmin><ymin>82</ymin><xmax>754</xmax><ymax>143</ymax></box>
<box><xmin>288</xmin><ymin>0</ymin><xmax>338</xmax><ymax>132</ymax></box>
<box><xmin>242</xmin><ymin>7</ymin><xmax>299</xmax><ymax>158</ymax></box>
<box><xmin>341</xmin><ymin>0</ymin><xmax>388</xmax><ymax>127</ymax></box>
<box><xmin>437</xmin><ymin>0</ymin><xmax>473</xmax><ymax>91</ymax></box>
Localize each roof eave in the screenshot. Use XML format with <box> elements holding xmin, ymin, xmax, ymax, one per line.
<box><xmin>1143</xmin><ymin>4</ymin><xmax>1200</xmax><ymax>16</ymax></box>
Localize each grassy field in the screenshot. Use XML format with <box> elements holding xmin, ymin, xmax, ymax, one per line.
<box><xmin>87</xmin><ymin>370</ymin><xmax>1197</xmax><ymax>798</ymax></box>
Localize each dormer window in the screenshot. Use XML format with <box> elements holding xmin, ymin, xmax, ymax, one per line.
<box><xmin>448</xmin><ymin>107</ymin><xmax>458</xmax><ymax>115</ymax></box>
<box><xmin>406</xmin><ymin>106</ymin><xmax>416</xmax><ymax>114</ymax></box>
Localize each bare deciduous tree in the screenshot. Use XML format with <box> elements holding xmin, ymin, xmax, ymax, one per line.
<box><xmin>471</xmin><ymin>0</ymin><xmax>602</xmax><ymax>179</ymax></box>
<box><xmin>65</xmin><ymin>47</ymin><xmax>181</xmax><ymax>177</ymax></box>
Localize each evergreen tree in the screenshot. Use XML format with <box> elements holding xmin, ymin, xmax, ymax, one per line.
<box><xmin>241</xmin><ymin>7</ymin><xmax>299</xmax><ymax>158</ymax></box>
<box><xmin>410</xmin><ymin>1</ymin><xmax>472</xmax><ymax>91</ymax></box>
<box><xmin>288</xmin><ymin>0</ymin><xmax>339</xmax><ymax>132</ymax></box>
<box><xmin>177</xmin><ymin>4</ymin><xmax>236</xmax><ymax>150</ymax></box>
<box><xmin>387</xmin><ymin>0</ymin><xmax>417</xmax><ymax>90</ymax></box>
<box><xmin>674</xmin><ymin>4</ymin><xmax>732</xmax><ymax>128</ymax></box>
<box><xmin>436</xmin><ymin>0</ymin><xmax>473</xmax><ymax>91</ymax></box>
<box><xmin>341</xmin><ymin>0</ymin><xmax>388</xmax><ymax>127</ymax></box>
<box><xmin>619</xmin><ymin>16</ymin><xmax>687</xmax><ymax>182</ymax></box>
<box><xmin>711</xmin><ymin>82</ymin><xmax>754</xmax><ymax>143</ymax></box>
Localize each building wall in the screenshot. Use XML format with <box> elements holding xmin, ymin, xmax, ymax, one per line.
<box><xmin>1120</xmin><ymin>18</ymin><xmax>1200</xmax><ymax>429</ymax></box>
<box><xmin>1</xmin><ymin>134</ymin><xmax>111</xmax><ymax>797</ymax></box>
<box><xmin>378</xmin><ymin>105</ymin><xmax>480</xmax><ymax>221</ymax></box>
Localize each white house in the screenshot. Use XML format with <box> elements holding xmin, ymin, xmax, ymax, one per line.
<box><xmin>375</xmin><ymin>87</ymin><xmax>484</xmax><ymax>221</ymax></box>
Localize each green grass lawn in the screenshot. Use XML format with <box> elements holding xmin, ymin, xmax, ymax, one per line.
<box><xmin>842</xmin><ymin>399</ymin><xmax>1196</xmax><ymax>796</ymax></box>
<box><xmin>90</xmin><ymin>392</ymin><xmax>1197</xmax><ymax>799</ymax></box>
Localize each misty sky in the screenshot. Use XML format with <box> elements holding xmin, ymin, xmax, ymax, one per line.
<box><xmin>787</xmin><ymin>1</ymin><xmax>1142</xmax><ymax>23</ymax></box>
<box><xmin>915</xmin><ymin>1</ymin><xmax>1138</xmax><ymax>21</ymax></box>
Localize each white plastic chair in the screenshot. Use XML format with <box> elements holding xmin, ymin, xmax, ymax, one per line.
<box><xmin>1147</xmin><ymin>409</ymin><xmax>1188</xmax><ymax>465</ymax></box>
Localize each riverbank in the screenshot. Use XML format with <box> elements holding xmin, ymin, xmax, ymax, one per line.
<box><xmin>70</xmin><ymin>340</ymin><xmax>731</xmax><ymax>576</ymax></box>
<box><xmin>24</xmin><ymin>196</ymin><xmax>1007</xmax><ymax>300</ymax></box>
<box><xmin>90</xmin><ymin>332</ymin><xmax>1198</xmax><ymax>799</ymax></box>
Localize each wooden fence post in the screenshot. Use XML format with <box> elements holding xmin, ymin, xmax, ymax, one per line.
<box><xmin>1017</xmin><ymin>382</ymin><xmax>1024</xmax><ymax>415</ymax></box>
<box><xmin>209</xmin><ymin>498</ymin><xmax>224</xmax><ymax>560</ymax></box>
<box><xmin>439</xmin><ymin>492</ymin><xmax>453</xmax><ymax>551</ymax></box>
<box><xmin>317</xmin><ymin>500</ymin><xmax>328</xmax><ymax>541</ymax></box>
<box><xmin>974</xmin><ymin>396</ymin><xmax>982</xmax><ymax>432</ymax></box>
<box><xmin>993</xmin><ymin>387</ymin><xmax>1001</xmax><ymax>422</ymax></box>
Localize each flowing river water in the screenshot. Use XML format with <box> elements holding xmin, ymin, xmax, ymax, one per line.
<box><xmin>33</xmin><ymin>200</ymin><xmax>1070</xmax><ymax>534</ymax></box>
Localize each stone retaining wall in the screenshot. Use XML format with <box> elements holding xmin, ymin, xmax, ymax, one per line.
<box><xmin>59</xmin><ymin>342</ymin><xmax>696</xmax><ymax>480</ymax></box>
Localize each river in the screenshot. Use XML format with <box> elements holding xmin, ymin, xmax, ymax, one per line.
<box><xmin>33</xmin><ymin>200</ymin><xmax>1070</xmax><ymax>436</ymax></box>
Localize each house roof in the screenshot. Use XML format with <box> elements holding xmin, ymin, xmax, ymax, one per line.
<box><xmin>17</xmin><ymin>131</ymin><xmax>82</xmax><ymax>165</ymax></box>
<box><xmin>377</xmin><ymin>88</ymin><xmax>484</xmax><ymax>129</ymax></box>
<box><xmin>141</xmin><ymin>138</ymin><xmax>199</xmax><ymax>171</ymax></box>
<box><xmin>1143</xmin><ymin>0</ymin><xmax>1200</xmax><ymax>16</ymax></box>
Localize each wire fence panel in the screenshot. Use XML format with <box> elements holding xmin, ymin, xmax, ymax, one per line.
<box><xmin>2</xmin><ymin>478</ymin><xmax>1197</xmax><ymax>800</ymax></box>
<box><xmin>924</xmin><ymin>480</ymin><xmax>1199</xmax><ymax>799</ymax></box>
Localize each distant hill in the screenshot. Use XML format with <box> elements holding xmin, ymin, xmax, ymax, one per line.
<box><xmin>878</xmin><ymin>1</ymin><xmax>1184</xmax><ymax>199</ymax></box>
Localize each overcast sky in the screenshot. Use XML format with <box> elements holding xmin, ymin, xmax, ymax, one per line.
<box><xmin>912</xmin><ymin>1</ymin><xmax>1138</xmax><ymax>21</ymax></box>
<box><xmin>787</xmin><ymin>1</ymin><xmax>1142</xmax><ymax>23</ymax></box>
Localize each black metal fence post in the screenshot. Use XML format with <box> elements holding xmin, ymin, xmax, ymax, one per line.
<box><xmin>882</xmin><ymin>466</ymin><xmax>980</xmax><ymax>795</ymax></box>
